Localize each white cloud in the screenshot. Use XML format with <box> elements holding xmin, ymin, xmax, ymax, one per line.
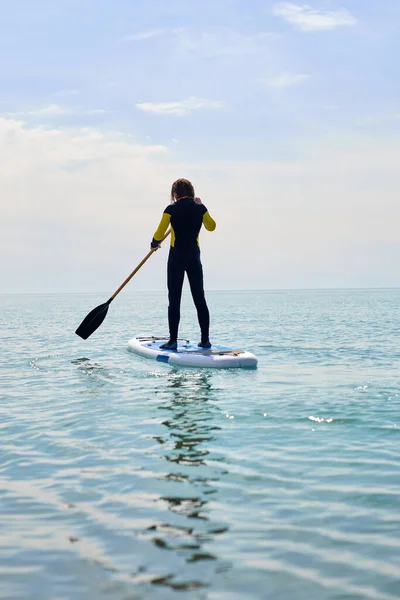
<box><xmin>0</xmin><ymin>117</ymin><xmax>173</xmax><ymax>291</ymax></box>
<box><xmin>28</xmin><ymin>104</ymin><xmax>72</xmax><ymax>116</ymax></box>
<box><xmin>273</xmin><ymin>3</ymin><xmax>357</xmax><ymax>31</ymax></box>
<box><xmin>262</xmin><ymin>72</ymin><xmax>310</xmax><ymax>89</ymax></box>
<box><xmin>174</xmin><ymin>28</ymin><xmax>276</xmax><ymax>57</ymax></box>
<box><xmin>120</xmin><ymin>29</ymin><xmax>163</xmax><ymax>42</ymax></box>
<box><xmin>2</xmin><ymin>104</ymin><xmax>71</xmax><ymax>117</ymax></box>
<box><xmin>118</xmin><ymin>26</ymin><xmax>276</xmax><ymax>57</ymax></box>
<box><xmin>2</xmin><ymin>105</ymin><xmax>110</xmax><ymax>119</ymax></box>
<box><xmin>86</xmin><ymin>109</ymin><xmax>110</xmax><ymax>115</ymax></box>
<box><xmin>136</xmin><ymin>97</ymin><xmax>222</xmax><ymax>116</ymax></box>
<box><xmin>1</xmin><ymin>117</ymin><xmax>399</xmax><ymax>292</ymax></box>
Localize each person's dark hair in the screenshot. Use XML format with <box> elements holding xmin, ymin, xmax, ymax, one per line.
<box><xmin>171</xmin><ymin>178</ymin><xmax>195</xmax><ymax>202</ymax></box>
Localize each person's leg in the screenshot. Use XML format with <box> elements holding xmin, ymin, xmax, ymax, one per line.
<box><xmin>161</xmin><ymin>249</ymin><xmax>184</xmax><ymax>349</ymax></box>
<box><xmin>186</xmin><ymin>251</ymin><xmax>211</xmax><ymax>347</ymax></box>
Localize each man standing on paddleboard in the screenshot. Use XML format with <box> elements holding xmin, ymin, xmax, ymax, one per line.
<box><xmin>150</xmin><ymin>178</ymin><xmax>216</xmax><ymax>350</ymax></box>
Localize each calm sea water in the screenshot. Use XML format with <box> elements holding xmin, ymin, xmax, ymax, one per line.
<box><xmin>1</xmin><ymin>289</ymin><xmax>399</xmax><ymax>600</ymax></box>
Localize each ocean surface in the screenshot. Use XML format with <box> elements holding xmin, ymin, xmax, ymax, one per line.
<box><xmin>1</xmin><ymin>289</ymin><xmax>399</xmax><ymax>600</ymax></box>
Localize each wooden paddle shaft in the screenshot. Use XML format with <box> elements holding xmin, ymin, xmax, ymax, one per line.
<box><xmin>111</xmin><ymin>230</ymin><xmax>171</xmax><ymax>300</ymax></box>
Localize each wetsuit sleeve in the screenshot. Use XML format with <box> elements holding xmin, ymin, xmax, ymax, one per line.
<box><xmin>151</xmin><ymin>211</ymin><xmax>171</xmax><ymax>248</ymax></box>
<box><xmin>202</xmin><ymin>207</ymin><xmax>216</xmax><ymax>231</ymax></box>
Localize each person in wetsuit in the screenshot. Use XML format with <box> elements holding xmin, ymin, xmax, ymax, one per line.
<box><xmin>151</xmin><ymin>178</ymin><xmax>216</xmax><ymax>350</ymax></box>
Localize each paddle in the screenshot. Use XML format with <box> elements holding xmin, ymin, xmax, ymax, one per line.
<box><xmin>75</xmin><ymin>230</ymin><xmax>171</xmax><ymax>339</ymax></box>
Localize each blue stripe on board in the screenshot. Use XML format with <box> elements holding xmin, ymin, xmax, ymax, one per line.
<box><xmin>156</xmin><ymin>354</ymin><xmax>170</xmax><ymax>363</ymax></box>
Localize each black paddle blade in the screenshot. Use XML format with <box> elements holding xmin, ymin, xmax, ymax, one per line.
<box><xmin>75</xmin><ymin>299</ymin><xmax>112</xmax><ymax>340</ymax></box>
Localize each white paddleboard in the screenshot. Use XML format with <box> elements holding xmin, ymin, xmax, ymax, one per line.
<box><xmin>127</xmin><ymin>336</ymin><xmax>258</xmax><ymax>369</ymax></box>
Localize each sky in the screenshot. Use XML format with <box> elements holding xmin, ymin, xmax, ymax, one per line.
<box><xmin>1</xmin><ymin>0</ymin><xmax>399</xmax><ymax>293</ymax></box>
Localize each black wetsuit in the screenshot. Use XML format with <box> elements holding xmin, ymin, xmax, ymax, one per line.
<box><xmin>151</xmin><ymin>197</ymin><xmax>216</xmax><ymax>343</ymax></box>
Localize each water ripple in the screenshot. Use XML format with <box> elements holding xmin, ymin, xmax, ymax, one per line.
<box><xmin>1</xmin><ymin>290</ymin><xmax>399</xmax><ymax>600</ymax></box>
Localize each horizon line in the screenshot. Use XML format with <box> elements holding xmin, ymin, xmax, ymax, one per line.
<box><xmin>1</xmin><ymin>286</ymin><xmax>400</xmax><ymax>296</ymax></box>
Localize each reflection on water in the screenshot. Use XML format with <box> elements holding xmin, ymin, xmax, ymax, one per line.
<box><xmin>71</xmin><ymin>357</ymin><xmax>118</xmax><ymax>389</ymax></box>
<box><xmin>71</xmin><ymin>357</ymin><xmax>110</xmax><ymax>377</ymax></box>
<box><xmin>146</xmin><ymin>372</ymin><xmax>229</xmax><ymax>591</ymax></box>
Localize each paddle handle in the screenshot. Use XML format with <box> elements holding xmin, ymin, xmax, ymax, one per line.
<box><xmin>110</xmin><ymin>230</ymin><xmax>171</xmax><ymax>300</ymax></box>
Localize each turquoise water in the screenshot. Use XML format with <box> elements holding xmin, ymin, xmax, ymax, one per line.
<box><xmin>1</xmin><ymin>289</ymin><xmax>399</xmax><ymax>600</ymax></box>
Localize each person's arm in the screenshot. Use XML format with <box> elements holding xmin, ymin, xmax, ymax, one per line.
<box><xmin>194</xmin><ymin>198</ymin><xmax>216</xmax><ymax>231</ymax></box>
<box><xmin>151</xmin><ymin>211</ymin><xmax>171</xmax><ymax>248</ymax></box>
<box><xmin>203</xmin><ymin>210</ymin><xmax>216</xmax><ymax>231</ymax></box>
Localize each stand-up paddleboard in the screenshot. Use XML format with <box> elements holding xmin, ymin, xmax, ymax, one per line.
<box><xmin>127</xmin><ymin>336</ymin><xmax>258</xmax><ymax>369</ymax></box>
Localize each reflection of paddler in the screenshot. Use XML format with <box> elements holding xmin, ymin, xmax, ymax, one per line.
<box><xmin>145</xmin><ymin>373</ymin><xmax>226</xmax><ymax>584</ymax></box>
<box><xmin>151</xmin><ymin>178</ymin><xmax>216</xmax><ymax>351</ymax></box>
<box><xmin>157</xmin><ymin>373</ymin><xmax>223</xmax><ymax>521</ymax></box>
